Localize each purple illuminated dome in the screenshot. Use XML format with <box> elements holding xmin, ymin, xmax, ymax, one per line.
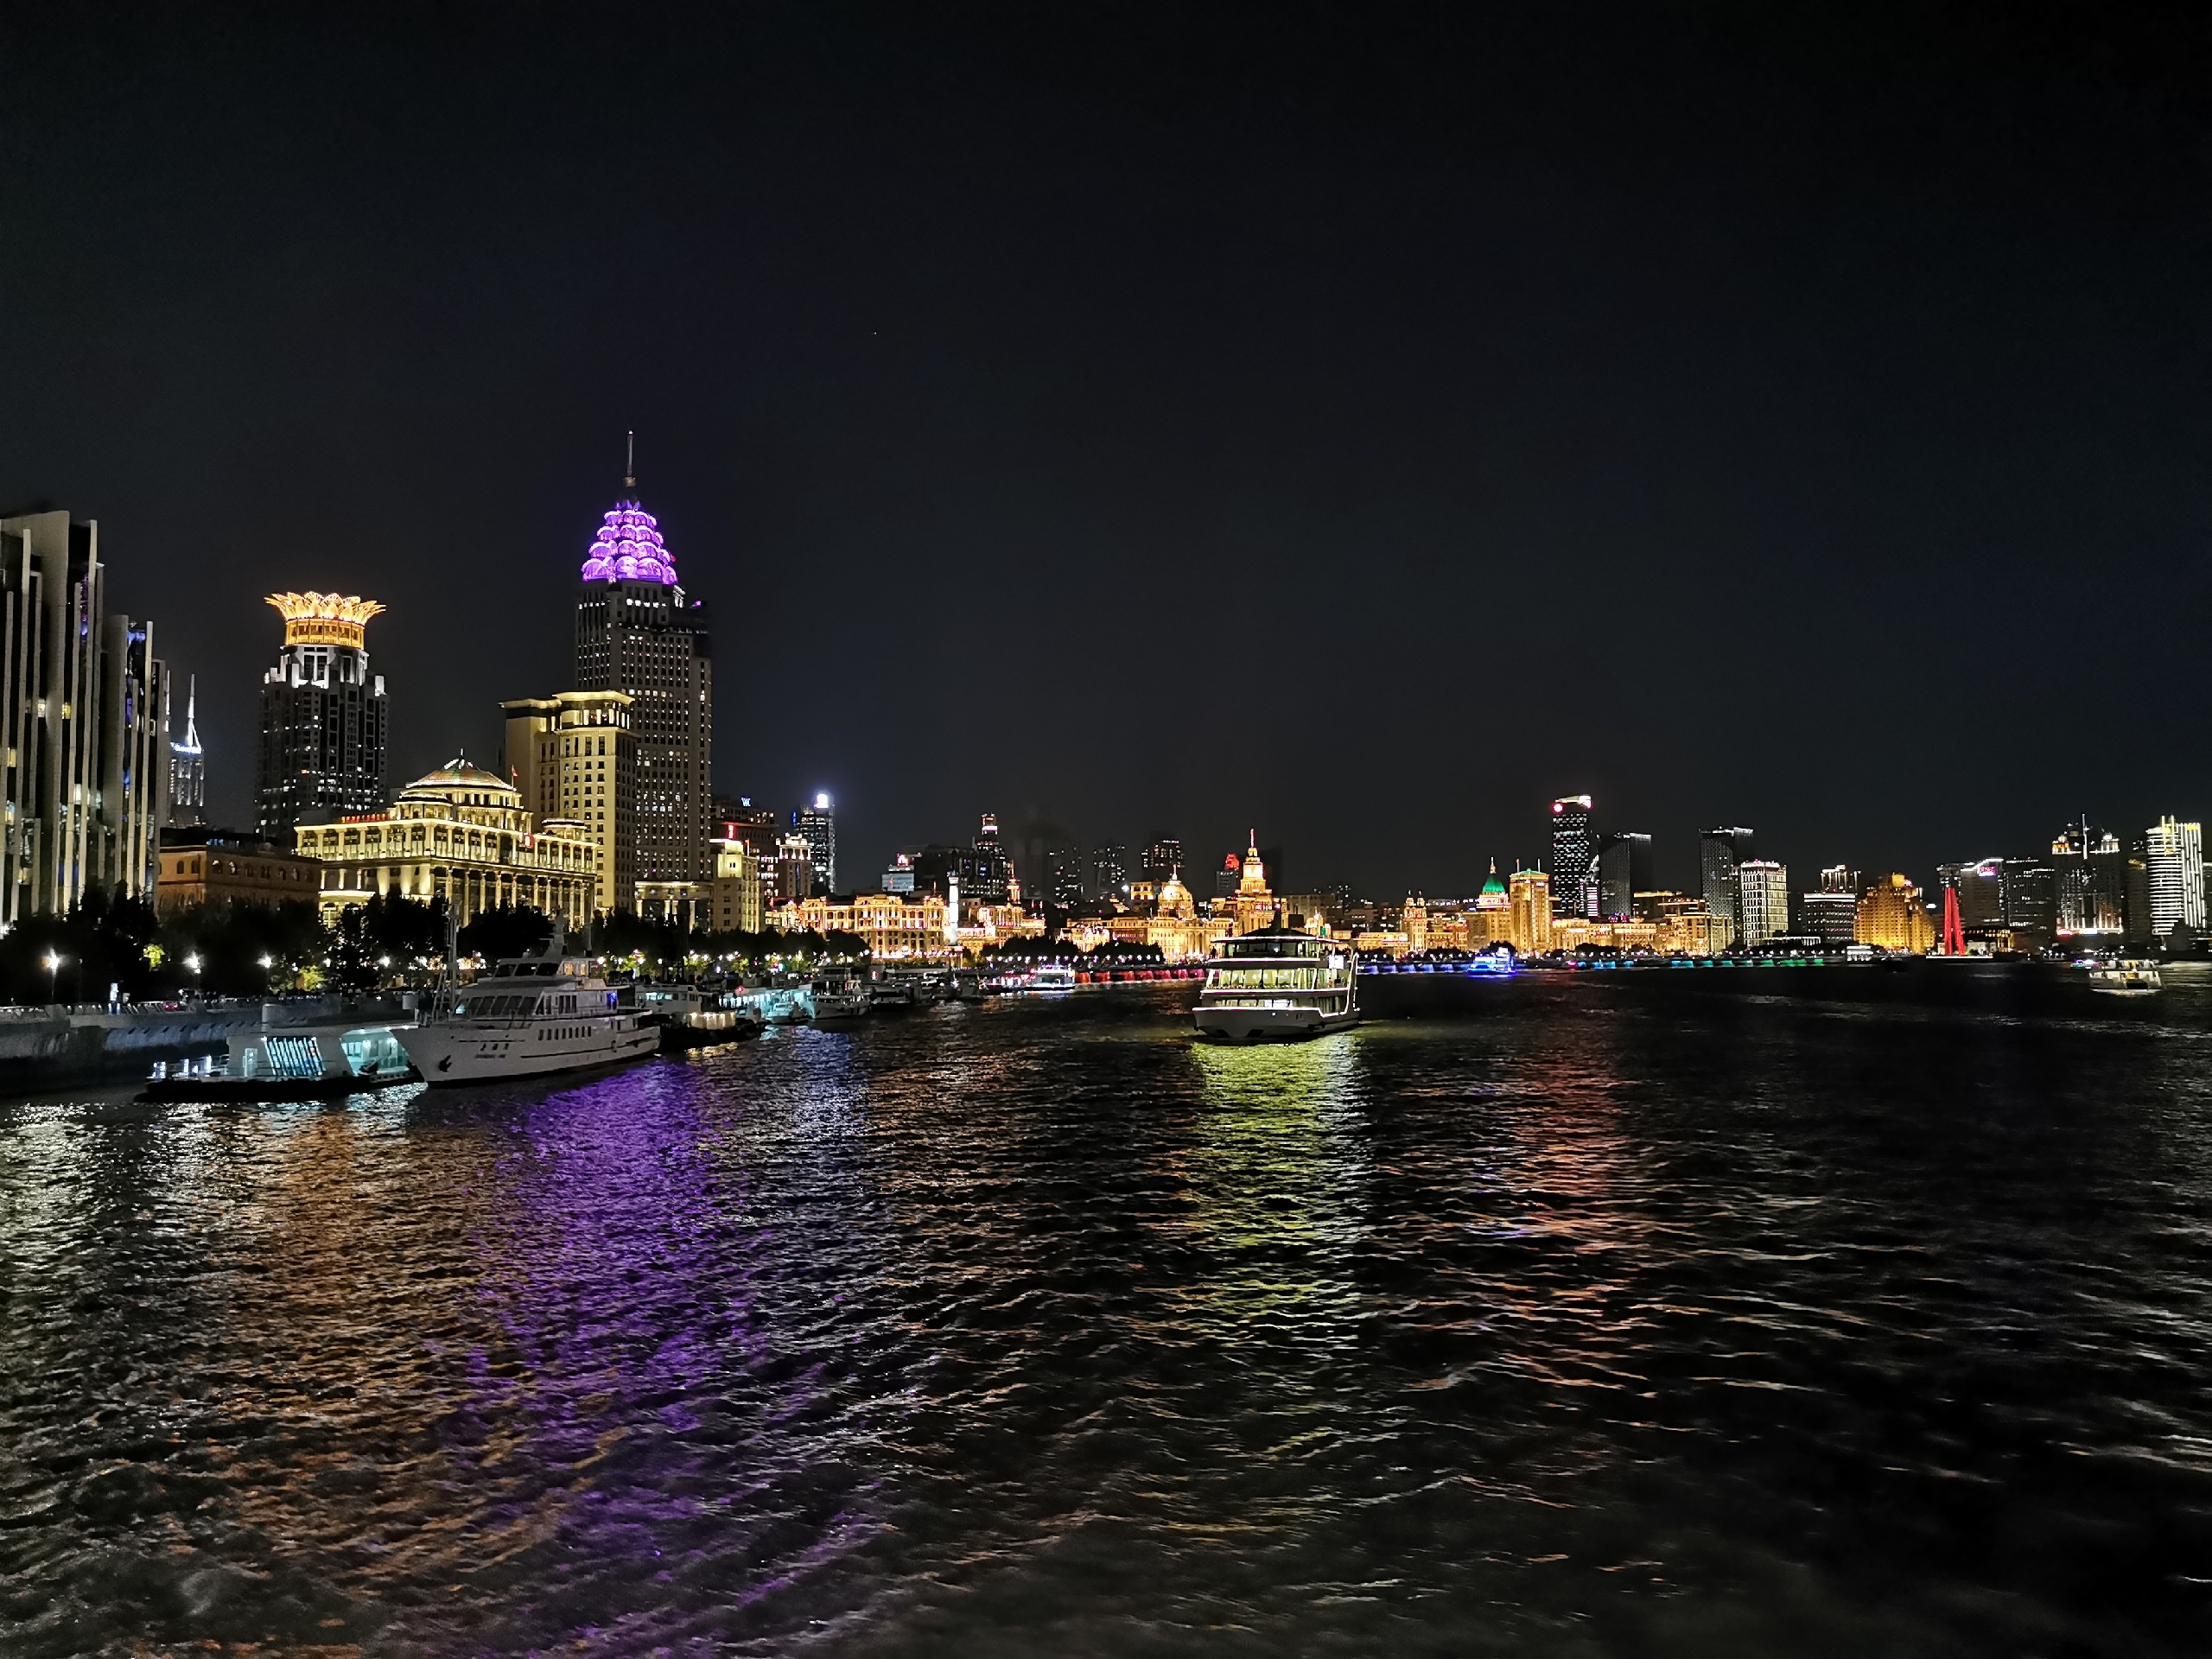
<box><xmin>581</xmin><ymin>499</ymin><xmax>677</xmax><ymax>584</ymax></box>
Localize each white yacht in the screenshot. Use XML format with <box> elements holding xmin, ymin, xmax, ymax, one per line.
<box><xmin>1194</xmin><ymin>930</ymin><xmax>1358</xmax><ymax>1042</ymax></box>
<box><xmin>397</xmin><ymin>933</ymin><xmax>658</xmax><ymax>1084</ymax></box>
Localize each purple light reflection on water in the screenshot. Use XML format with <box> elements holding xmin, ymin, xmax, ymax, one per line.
<box><xmin>422</xmin><ymin>1053</ymin><xmax>901</xmax><ymax>1651</ymax></box>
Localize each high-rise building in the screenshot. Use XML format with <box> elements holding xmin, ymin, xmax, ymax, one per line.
<box><xmin>882</xmin><ymin>852</ymin><xmax>917</xmax><ymax>894</ymax></box>
<box><xmin>1736</xmin><ymin>859</ymin><xmax>1789</xmax><ymax>945</ymax></box>
<box><xmin>164</xmin><ymin>677</ymin><xmax>207</xmax><ymax>831</ymax></box>
<box><xmin>1936</xmin><ymin>859</ymin><xmax>2005</xmax><ymax>938</ymax></box>
<box><xmin>1699</xmin><ymin>827</ymin><xmax>1754</xmax><ymax>946</ymax></box>
<box><xmin>257</xmin><ymin>591</ymin><xmax>386</xmax><ymax>842</ymax></box>
<box><xmin>0</xmin><ymin>510</ymin><xmax>169</xmax><ymax>918</ymax></box>
<box><xmin>167</xmin><ymin>675</ymin><xmax>205</xmax><ymax>829</ymax></box>
<box><xmin>2145</xmin><ymin>817</ymin><xmax>2206</xmax><ymax>938</ymax></box>
<box><xmin>1549</xmin><ymin>795</ymin><xmax>1596</xmax><ymax>918</ymax></box>
<box><xmin>1597</xmin><ymin>831</ymin><xmax>1652</xmax><ymax>921</ymax></box>
<box><xmin>575</xmin><ymin>459</ymin><xmax>712</xmax><ymax>882</ymax></box>
<box><xmin>770</xmin><ymin>833</ymin><xmax>815</xmax><ymax>904</ymax></box>
<box><xmin>1999</xmin><ymin>858</ymin><xmax>2056</xmax><ymax>938</ymax></box>
<box><xmin>969</xmin><ymin>815</ymin><xmax>1014</xmax><ymax>904</ymax></box>
<box><xmin>792</xmin><ymin>793</ymin><xmax>836</xmax><ymax>893</ymax></box>
<box><xmin>1214</xmin><ymin>853</ymin><xmax>1242</xmax><ymax>898</ymax></box>
<box><xmin>1857</xmin><ymin>874</ymin><xmax>1936</xmax><ymax>953</ymax></box>
<box><xmin>2051</xmin><ymin>818</ymin><xmax>2125</xmax><ymax>936</ymax></box>
<box><xmin>1508</xmin><ymin>868</ymin><xmax>1554</xmax><ymax>955</ymax></box>
<box><xmin>1090</xmin><ymin>841</ymin><xmax>1130</xmax><ymax>901</ymax></box>
<box><xmin>1142</xmin><ymin>837</ymin><xmax>1183</xmax><ymax>884</ymax></box>
<box><xmin>1799</xmin><ymin>888</ymin><xmax>1858</xmax><ymax>944</ymax></box>
<box><xmin>501</xmin><ymin>690</ymin><xmax>635</xmax><ymax>914</ymax></box>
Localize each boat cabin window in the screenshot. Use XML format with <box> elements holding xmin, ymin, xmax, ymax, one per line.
<box><xmin>1215</xmin><ymin>937</ymin><xmax>1327</xmax><ymax>959</ymax></box>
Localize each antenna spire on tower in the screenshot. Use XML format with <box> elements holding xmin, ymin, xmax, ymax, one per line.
<box><xmin>624</xmin><ymin>429</ymin><xmax>636</xmax><ymax>491</ymax></box>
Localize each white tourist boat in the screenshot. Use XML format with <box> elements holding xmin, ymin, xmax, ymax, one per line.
<box><xmin>397</xmin><ymin>930</ymin><xmax>658</xmax><ymax>1084</ymax></box>
<box><xmin>1193</xmin><ymin>929</ymin><xmax>1359</xmax><ymax>1042</ymax></box>
<box><xmin>2082</xmin><ymin>958</ymin><xmax>2162</xmax><ymax>995</ymax></box>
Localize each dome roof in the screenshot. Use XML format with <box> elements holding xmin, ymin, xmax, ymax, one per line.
<box><xmin>580</xmin><ymin>499</ymin><xmax>677</xmax><ymax>585</ymax></box>
<box><xmin>404</xmin><ymin>759</ymin><xmax>518</xmax><ymax>798</ymax></box>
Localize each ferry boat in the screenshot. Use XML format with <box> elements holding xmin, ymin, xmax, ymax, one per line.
<box><xmin>397</xmin><ymin>929</ymin><xmax>658</xmax><ymax>1084</ymax></box>
<box><xmin>2082</xmin><ymin>958</ymin><xmax>2162</xmax><ymax>995</ymax></box>
<box><xmin>1194</xmin><ymin>929</ymin><xmax>1358</xmax><ymax>1042</ymax></box>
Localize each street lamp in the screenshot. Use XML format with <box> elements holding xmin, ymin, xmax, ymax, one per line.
<box><xmin>42</xmin><ymin>950</ymin><xmax>61</xmax><ymax>1004</ymax></box>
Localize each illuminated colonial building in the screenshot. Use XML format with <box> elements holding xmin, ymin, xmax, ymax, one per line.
<box><xmin>575</xmin><ymin>469</ymin><xmax>711</xmax><ymax>883</ymax></box>
<box><xmin>772</xmin><ymin>891</ymin><xmax>950</xmax><ymax>959</ymax></box>
<box><xmin>1508</xmin><ymin>868</ymin><xmax>1554</xmax><ymax>954</ymax></box>
<box><xmin>501</xmin><ymin>690</ymin><xmax>635</xmax><ymax>914</ymax></box>
<box><xmin>257</xmin><ymin>592</ymin><xmax>388</xmax><ymax>840</ymax></box>
<box><xmin>1230</xmin><ymin>831</ymin><xmax>1279</xmax><ymax>933</ymax></box>
<box><xmin>1856</xmin><ymin>874</ymin><xmax>1936</xmax><ymax>953</ymax></box>
<box><xmin>294</xmin><ymin>760</ymin><xmax>597</xmax><ymax>925</ymax></box>
<box><xmin>0</xmin><ymin>508</ymin><xmax>169</xmax><ymax>918</ymax></box>
<box><xmin>1143</xmin><ymin>871</ymin><xmax>1211</xmax><ymax>960</ymax></box>
<box><xmin>1402</xmin><ymin>893</ymin><xmax>1428</xmax><ymax>951</ymax></box>
<box><xmin>1467</xmin><ymin>861</ymin><xmax>1513</xmax><ymax>947</ymax></box>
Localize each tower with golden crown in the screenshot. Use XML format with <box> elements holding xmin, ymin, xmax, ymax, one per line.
<box><xmin>257</xmin><ymin>592</ymin><xmax>390</xmax><ymax>838</ymax></box>
<box><xmin>1230</xmin><ymin>830</ymin><xmax>1279</xmax><ymax>934</ymax></box>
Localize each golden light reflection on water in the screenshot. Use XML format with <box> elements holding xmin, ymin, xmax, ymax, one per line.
<box><xmin>1168</xmin><ymin>1034</ymin><xmax>1370</xmax><ymax>1343</ymax></box>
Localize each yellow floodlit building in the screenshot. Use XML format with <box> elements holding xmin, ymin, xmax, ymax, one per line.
<box><xmin>1145</xmin><ymin>873</ymin><xmax>1211</xmax><ymax>961</ymax></box>
<box><xmin>772</xmin><ymin>892</ymin><xmax>950</xmax><ymax>959</ymax></box>
<box><xmin>1230</xmin><ymin>831</ymin><xmax>1279</xmax><ymax>934</ymax></box>
<box><xmin>502</xmin><ymin>690</ymin><xmax>634</xmax><ymax>914</ymax></box>
<box><xmin>1857</xmin><ymin>874</ymin><xmax>1936</xmax><ymax>953</ymax></box>
<box><xmin>294</xmin><ymin>760</ymin><xmax>598</xmax><ymax>925</ymax></box>
<box><xmin>1508</xmin><ymin>868</ymin><xmax>1554</xmax><ymax>954</ymax></box>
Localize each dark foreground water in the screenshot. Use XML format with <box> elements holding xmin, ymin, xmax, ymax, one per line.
<box><xmin>5</xmin><ymin>970</ymin><xmax>2212</xmax><ymax>1657</ymax></box>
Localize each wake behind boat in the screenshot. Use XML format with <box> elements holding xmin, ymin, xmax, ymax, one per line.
<box><xmin>397</xmin><ymin>925</ymin><xmax>658</xmax><ymax>1084</ymax></box>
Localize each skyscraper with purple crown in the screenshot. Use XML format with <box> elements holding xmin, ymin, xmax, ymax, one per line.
<box><xmin>575</xmin><ymin>439</ymin><xmax>712</xmax><ymax>886</ymax></box>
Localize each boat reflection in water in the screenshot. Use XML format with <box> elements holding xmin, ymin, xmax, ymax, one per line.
<box><xmin>1193</xmin><ymin>929</ymin><xmax>1358</xmax><ymax>1041</ymax></box>
<box><xmin>1175</xmin><ymin>1033</ymin><xmax>1368</xmax><ymax>1344</ymax></box>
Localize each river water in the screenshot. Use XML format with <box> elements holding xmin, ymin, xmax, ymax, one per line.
<box><xmin>4</xmin><ymin>972</ymin><xmax>2211</xmax><ymax>1656</ymax></box>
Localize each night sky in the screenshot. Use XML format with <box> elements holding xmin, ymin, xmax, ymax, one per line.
<box><xmin>3</xmin><ymin>5</ymin><xmax>2207</xmax><ymax>898</ymax></box>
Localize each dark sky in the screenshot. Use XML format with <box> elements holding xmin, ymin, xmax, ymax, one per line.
<box><xmin>3</xmin><ymin>3</ymin><xmax>2209</xmax><ymax>897</ymax></box>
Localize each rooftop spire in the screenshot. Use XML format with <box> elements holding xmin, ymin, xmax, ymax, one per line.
<box><xmin>624</xmin><ymin>429</ymin><xmax>636</xmax><ymax>490</ymax></box>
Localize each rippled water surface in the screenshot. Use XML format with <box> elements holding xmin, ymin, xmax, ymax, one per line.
<box><xmin>6</xmin><ymin>973</ymin><xmax>2212</xmax><ymax>1656</ymax></box>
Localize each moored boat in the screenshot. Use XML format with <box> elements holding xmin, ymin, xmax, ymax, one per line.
<box><xmin>397</xmin><ymin>928</ymin><xmax>658</xmax><ymax>1084</ymax></box>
